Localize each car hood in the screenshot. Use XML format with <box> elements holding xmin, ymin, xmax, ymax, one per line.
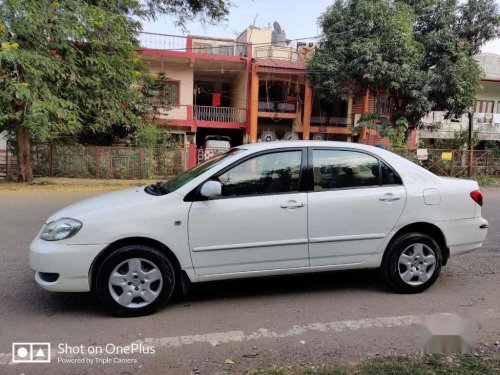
<box><xmin>46</xmin><ymin>186</ymin><xmax>155</xmax><ymax>222</ymax></box>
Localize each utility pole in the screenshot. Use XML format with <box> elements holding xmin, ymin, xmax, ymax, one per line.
<box><xmin>467</xmin><ymin>111</ymin><xmax>473</xmax><ymax>177</ymax></box>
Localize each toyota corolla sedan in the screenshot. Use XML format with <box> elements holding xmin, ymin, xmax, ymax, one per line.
<box><xmin>30</xmin><ymin>141</ymin><xmax>488</xmax><ymax>316</ymax></box>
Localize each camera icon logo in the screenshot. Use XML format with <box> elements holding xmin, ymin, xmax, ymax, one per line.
<box><xmin>12</xmin><ymin>343</ymin><xmax>51</xmax><ymax>363</ymax></box>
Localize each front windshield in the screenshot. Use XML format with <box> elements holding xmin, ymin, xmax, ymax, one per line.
<box><xmin>161</xmin><ymin>148</ymin><xmax>244</xmax><ymax>193</ymax></box>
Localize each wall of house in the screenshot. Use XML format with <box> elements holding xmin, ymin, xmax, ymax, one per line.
<box><xmin>237</xmin><ymin>27</ymin><xmax>273</xmax><ymax>54</ymax></box>
<box><xmin>478</xmin><ymin>53</ymin><xmax>500</xmax><ymax>81</ymax></box>
<box><xmin>230</xmin><ymin>72</ymin><xmax>248</xmax><ymax>110</ymax></box>
<box><xmin>147</xmin><ymin>61</ymin><xmax>194</xmax><ymax>106</ymax></box>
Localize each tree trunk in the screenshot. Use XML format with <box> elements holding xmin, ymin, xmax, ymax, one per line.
<box><xmin>15</xmin><ymin>123</ymin><xmax>33</xmax><ymax>183</ymax></box>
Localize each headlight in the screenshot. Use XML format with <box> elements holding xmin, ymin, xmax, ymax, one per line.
<box><xmin>40</xmin><ymin>218</ymin><xmax>82</xmax><ymax>241</ymax></box>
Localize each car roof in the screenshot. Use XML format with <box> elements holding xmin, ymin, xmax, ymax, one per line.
<box><xmin>234</xmin><ymin>141</ymin><xmax>384</xmax><ymax>153</ymax></box>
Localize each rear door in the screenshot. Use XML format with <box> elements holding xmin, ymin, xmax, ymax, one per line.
<box><xmin>307</xmin><ymin>148</ymin><xmax>407</xmax><ymax>266</ymax></box>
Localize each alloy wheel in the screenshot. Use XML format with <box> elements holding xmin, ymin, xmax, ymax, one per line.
<box><xmin>108</xmin><ymin>258</ymin><xmax>163</xmax><ymax>308</ymax></box>
<box><xmin>397</xmin><ymin>243</ymin><xmax>437</xmax><ymax>286</ymax></box>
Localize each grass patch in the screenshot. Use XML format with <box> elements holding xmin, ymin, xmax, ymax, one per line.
<box><xmin>247</xmin><ymin>354</ymin><xmax>499</xmax><ymax>375</ymax></box>
<box><xmin>469</xmin><ymin>175</ymin><xmax>498</xmax><ymax>187</ymax></box>
<box><xmin>31</xmin><ymin>177</ymin><xmax>55</xmax><ymax>185</ymax></box>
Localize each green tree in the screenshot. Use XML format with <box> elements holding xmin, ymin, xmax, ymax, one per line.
<box><xmin>308</xmin><ymin>0</ymin><xmax>500</xmax><ymax>141</ymax></box>
<box><xmin>0</xmin><ymin>0</ymin><xmax>230</xmax><ymax>182</ymax></box>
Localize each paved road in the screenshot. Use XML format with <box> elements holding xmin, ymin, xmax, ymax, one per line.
<box><xmin>0</xmin><ymin>188</ymin><xmax>499</xmax><ymax>374</ymax></box>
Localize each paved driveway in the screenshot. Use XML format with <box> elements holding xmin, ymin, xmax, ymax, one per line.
<box><xmin>0</xmin><ymin>188</ymin><xmax>499</xmax><ymax>374</ymax></box>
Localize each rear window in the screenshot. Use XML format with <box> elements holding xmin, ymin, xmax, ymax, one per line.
<box><xmin>205</xmin><ymin>140</ymin><xmax>230</xmax><ymax>149</ymax></box>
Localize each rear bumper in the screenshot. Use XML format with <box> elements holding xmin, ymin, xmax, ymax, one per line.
<box><xmin>435</xmin><ymin>217</ymin><xmax>489</xmax><ymax>256</ymax></box>
<box><xmin>29</xmin><ymin>237</ymin><xmax>107</xmax><ymax>292</ymax></box>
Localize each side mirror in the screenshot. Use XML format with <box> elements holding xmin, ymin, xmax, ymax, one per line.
<box><xmin>200</xmin><ymin>180</ymin><xmax>222</xmax><ymax>199</ymax></box>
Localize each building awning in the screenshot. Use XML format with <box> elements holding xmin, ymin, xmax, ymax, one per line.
<box><xmin>255</xmin><ymin>58</ymin><xmax>307</xmax><ymax>75</ymax></box>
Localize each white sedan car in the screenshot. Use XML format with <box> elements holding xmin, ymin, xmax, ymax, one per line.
<box><xmin>30</xmin><ymin>141</ymin><xmax>488</xmax><ymax>316</ymax></box>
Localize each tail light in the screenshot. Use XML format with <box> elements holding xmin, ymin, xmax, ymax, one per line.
<box><xmin>470</xmin><ymin>190</ymin><xmax>483</xmax><ymax>207</ymax></box>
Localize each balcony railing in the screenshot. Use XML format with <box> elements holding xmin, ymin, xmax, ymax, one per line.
<box><xmin>258</xmin><ymin>100</ymin><xmax>296</xmax><ymax>113</ymax></box>
<box><xmin>254</xmin><ymin>45</ymin><xmax>299</xmax><ymax>61</ymax></box>
<box><xmin>154</xmin><ymin>105</ymin><xmax>189</xmax><ymax>121</ymax></box>
<box><xmin>138</xmin><ymin>32</ymin><xmax>188</xmax><ymax>51</ymax></box>
<box><xmin>192</xmin><ymin>37</ymin><xmax>247</xmax><ymax>57</ymax></box>
<box><xmin>311</xmin><ymin>116</ymin><xmax>353</xmax><ymax>126</ymax></box>
<box><xmin>138</xmin><ymin>32</ymin><xmax>248</xmax><ymax>57</ymax></box>
<box><xmin>193</xmin><ymin>105</ymin><xmax>246</xmax><ymax>123</ymax></box>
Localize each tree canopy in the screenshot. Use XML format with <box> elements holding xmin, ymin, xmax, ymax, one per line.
<box><xmin>307</xmin><ymin>0</ymin><xmax>500</xmax><ymax>137</ymax></box>
<box><xmin>0</xmin><ymin>0</ymin><xmax>231</xmax><ymax>181</ymax></box>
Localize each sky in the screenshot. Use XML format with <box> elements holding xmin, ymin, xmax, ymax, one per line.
<box><xmin>142</xmin><ymin>0</ymin><xmax>500</xmax><ymax>54</ymax></box>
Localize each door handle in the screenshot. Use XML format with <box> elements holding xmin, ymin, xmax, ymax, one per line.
<box><xmin>379</xmin><ymin>193</ymin><xmax>400</xmax><ymax>202</ymax></box>
<box><xmin>280</xmin><ymin>201</ymin><xmax>305</xmax><ymax>209</ymax></box>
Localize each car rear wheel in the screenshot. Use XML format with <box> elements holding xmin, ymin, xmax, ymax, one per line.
<box><xmin>382</xmin><ymin>232</ymin><xmax>442</xmax><ymax>293</ymax></box>
<box><xmin>95</xmin><ymin>245</ymin><xmax>175</xmax><ymax>316</ymax></box>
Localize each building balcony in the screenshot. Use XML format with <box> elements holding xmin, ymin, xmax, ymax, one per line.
<box><xmin>311</xmin><ymin>116</ymin><xmax>353</xmax><ymax>127</ymax></box>
<box><xmin>420</xmin><ymin>111</ymin><xmax>500</xmax><ymax>141</ymax></box>
<box><xmin>152</xmin><ymin>104</ymin><xmax>246</xmax><ymax>130</ymax></box>
<box><xmin>254</xmin><ymin>45</ymin><xmax>299</xmax><ymax>61</ymax></box>
<box><xmin>193</xmin><ymin>105</ymin><xmax>246</xmax><ymax>123</ymax></box>
<box><xmin>138</xmin><ymin>32</ymin><xmax>248</xmax><ymax>57</ymax></box>
<box><xmin>154</xmin><ymin>104</ymin><xmax>189</xmax><ymax>121</ymax></box>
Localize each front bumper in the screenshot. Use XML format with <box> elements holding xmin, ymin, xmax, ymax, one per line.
<box><xmin>436</xmin><ymin>217</ymin><xmax>489</xmax><ymax>256</ymax></box>
<box><xmin>29</xmin><ymin>237</ymin><xmax>107</xmax><ymax>292</ymax></box>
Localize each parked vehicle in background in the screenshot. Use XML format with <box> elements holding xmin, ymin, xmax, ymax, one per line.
<box><xmin>203</xmin><ymin>135</ymin><xmax>231</xmax><ymax>151</ymax></box>
<box><xmin>30</xmin><ymin>141</ymin><xmax>488</xmax><ymax>316</ymax></box>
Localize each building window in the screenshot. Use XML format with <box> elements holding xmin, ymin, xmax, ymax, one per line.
<box><xmin>475</xmin><ymin>100</ymin><xmax>495</xmax><ymax>124</ymax></box>
<box><xmin>150</xmin><ymin>80</ymin><xmax>180</xmax><ymax>105</ymax></box>
<box><xmin>375</xmin><ymin>95</ymin><xmax>392</xmax><ymax>116</ymax></box>
<box><xmin>169</xmin><ymin>133</ymin><xmax>185</xmax><ymax>145</ymax></box>
<box><xmin>475</xmin><ymin>100</ymin><xmax>494</xmax><ymax>114</ymax></box>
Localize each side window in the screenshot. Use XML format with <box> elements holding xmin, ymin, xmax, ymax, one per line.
<box><xmin>312</xmin><ymin>150</ymin><xmax>379</xmax><ymax>190</ymax></box>
<box><xmin>380</xmin><ymin>161</ymin><xmax>402</xmax><ymax>185</ymax></box>
<box><xmin>217</xmin><ymin>151</ymin><xmax>302</xmax><ymax>197</ymax></box>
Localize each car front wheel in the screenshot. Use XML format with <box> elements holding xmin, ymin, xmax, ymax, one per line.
<box><xmin>95</xmin><ymin>245</ymin><xmax>175</xmax><ymax>316</ymax></box>
<box><xmin>383</xmin><ymin>232</ymin><xmax>442</xmax><ymax>293</ymax></box>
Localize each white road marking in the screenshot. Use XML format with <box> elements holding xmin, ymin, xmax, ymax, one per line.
<box><xmin>1</xmin><ymin>311</ymin><xmax>496</xmax><ymax>366</ymax></box>
<box><xmin>134</xmin><ymin>313</ymin><xmax>425</xmax><ymax>349</ymax></box>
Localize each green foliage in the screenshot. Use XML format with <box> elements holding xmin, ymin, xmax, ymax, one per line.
<box><xmin>135</xmin><ymin>122</ymin><xmax>178</xmax><ymax>148</ymax></box>
<box><xmin>0</xmin><ymin>0</ymin><xmax>230</xmax><ymax>179</ymax></box>
<box><xmin>308</xmin><ymin>0</ymin><xmax>500</xmax><ymax>133</ymax></box>
<box><xmin>431</xmin><ymin>126</ymin><xmax>481</xmax><ymax>149</ymax></box>
<box><xmin>144</xmin><ymin>0</ymin><xmax>230</xmax><ymax>28</ymax></box>
<box><xmin>247</xmin><ymin>354</ymin><xmax>500</xmax><ymax>375</ymax></box>
<box><xmin>355</xmin><ymin>114</ymin><xmax>408</xmax><ymax>148</ymax></box>
<box><xmin>468</xmin><ymin>174</ymin><xmax>496</xmax><ymax>186</ymax></box>
<box><xmin>0</xmin><ymin>0</ymin><xmax>152</xmax><ymax>143</ymax></box>
<box><xmin>483</xmin><ymin>140</ymin><xmax>500</xmax><ymax>157</ymax></box>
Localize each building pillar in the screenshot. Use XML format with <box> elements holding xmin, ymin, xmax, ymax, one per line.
<box><xmin>188</xmin><ymin>142</ymin><xmax>197</xmax><ymax>168</ymax></box>
<box><xmin>347</xmin><ymin>96</ymin><xmax>354</xmax><ymax>142</ymax></box>
<box><xmin>361</xmin><ymin>89</ymin><xmax>370</xmax><ymax>114</ymax></box>
<box><xmin>303</xmin><ymin>80</ymin><xmax>312</xmax><ymax>140</ymax></box>
<box><xmin>249</xmin><ymin>67</ymin><xmax>259</xmax><ymax>143</ymax></box>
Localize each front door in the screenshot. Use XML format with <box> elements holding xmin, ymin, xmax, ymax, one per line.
<box><xmin>188</xmin><ymin>149</ymin><xmax>309</xmax><ymax>276</ymax></box>
<box><xmin>308</xmin><ymin>148</ymin><xmax>406</xmax><ymax>266</ymax></box>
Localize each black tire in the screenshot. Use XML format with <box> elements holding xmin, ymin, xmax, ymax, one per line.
<box><xmin>382</xmin><ymin>232</ymin><xmax>442</xmax><ymax>293</ymax></box>
<box><xmin>95</xmin><ymin>245</ymin><xmax>175</xmax><ymax>317</ymax></box>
